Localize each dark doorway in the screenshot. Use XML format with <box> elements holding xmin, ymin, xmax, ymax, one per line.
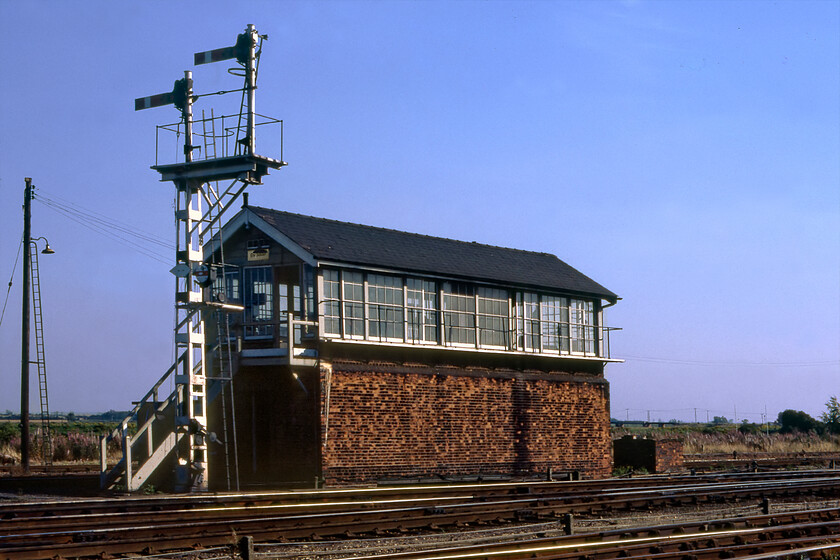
<box><xmin>210</xmin><ymin>364</ymin><xmax>320</xmax><ymax>490</ymax></box>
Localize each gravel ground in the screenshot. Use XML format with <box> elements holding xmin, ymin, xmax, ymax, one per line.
<box><xmin>138</xmin><ymin>496</ymin><xmax>840</xmax><ymax>560</ymax></box>
<box><xmin>2</xmin><ymin>490</ymin><xmax>837</xmax><ymax>559</ymax></box>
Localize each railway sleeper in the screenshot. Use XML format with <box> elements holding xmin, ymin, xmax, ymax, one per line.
<box><xmin>513</xmin><ymin>508</ymin><xmax>537</xmax><ymax>521</ymax></box>
<box><xmin>424</xmin><ymin>507</ymin><xmax>447</xmax><ymax>515</ymax></box>
<box><xmin>71</xmin><ymin>532</ymin><xmax>107</xmax><ymax>544</ymax></box>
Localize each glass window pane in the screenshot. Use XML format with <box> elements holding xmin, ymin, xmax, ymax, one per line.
<box><xmin>406</xmin><ymin>278</ymin><xmax>438</xmax><ymax>343</ymax></box>
<box><xmin>244</xmin><ymin>267</ymin><xmax>273</xmax><ymax>338</ymax></box>
<box><xmin>523</xmin><ymin>292</ymin><xmax>539</xmax><ymax>350</ymax></box>
<box><xmin>322</xmin><ymin>269</ymin><xmax>341</xmax><ymax>335</ymax></box>
<box><xmin>477</xmin><ymin>286</ymin><xmax>508</xmax><ymax>348</ymax></box>
<box><xmin>443</xmin><ymin>282</ymin><xmax>475</xmax><ymax>345</ymax></box>
<box><xmin>213</xmin><ymin>268</ymin><xmax>241</xmax><ymax>303</ymax></box>
<box><xmin>342</xmin><ymin>271</ymin><xmax>364</xmax><ymax>337</ymax></box>
<box><xmin>570</xmin><ymin>298</ymin><xmax>595</xmax><ymax>354</ymax></box>
<box><xmin>367</xmin><ymin>273</ymin><xmax>404</xmax><ymax>340</ymax></box>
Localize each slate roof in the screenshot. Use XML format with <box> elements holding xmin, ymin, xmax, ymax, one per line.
<box><xmin>249</xmin><ymin>206</ymin><xmax>618</xmax><ymax>302</ymax></box>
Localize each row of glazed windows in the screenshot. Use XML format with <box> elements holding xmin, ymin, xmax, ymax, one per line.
<box><xmin>321</xmin><ymin>269</ymin><xmax>600</xmax><ymax>356</ymax></box>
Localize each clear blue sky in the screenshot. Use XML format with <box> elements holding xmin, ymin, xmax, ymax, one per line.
<box><xmin>1</xmin><ymin>0</ymin><xmax>838</xmax><ymax>422</ymax></box>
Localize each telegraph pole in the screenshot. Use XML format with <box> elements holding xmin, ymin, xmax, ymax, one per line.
<box><xmin>20</xmin><ymin>178</ymin><xmax>32</xmax><ymax>474</ymax></box>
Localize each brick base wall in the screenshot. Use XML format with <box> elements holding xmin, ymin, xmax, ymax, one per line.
<box><xmin>613</xmin><ymin>436</ymin><xmax>684</xmax><ymax>473</ymax></box>
<box><xmin>320</xmin><ymin>362</ymin><xmax>611</xmax><ymax>484</ymax></box>
<box><xmin>654</xmin><ymin>439</ymin><xmax>685</xmax><ymax>473</ymax></box>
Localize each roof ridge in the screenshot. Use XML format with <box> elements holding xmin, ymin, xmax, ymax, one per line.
<box><xmin>248</xmin><ymin>205</ymin><xmax>556</xmax><ymax>258</ymax></box>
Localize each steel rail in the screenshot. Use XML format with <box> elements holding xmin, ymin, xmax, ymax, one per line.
<box><xmin>1</xmin><ymin>474</ymin><xmax>839</xmax><ymax>559</ymax></box>
<box><xmin>324</xmin><ymin>510</ymin><xmax>840</xmax><ymax>560</ymax></box>
<box><xmin>2</xmin><ymin>474</ymin><xmax>838</xmax><ymax>537</ymax></box>
<box><xmin>1</xmin><ymin>469</ymin><xmax>834</xmax><ymax>519</ymax></box>
<box><xmin>0</xmin><ymin>478</ymin><xmax>838</xmax><ymax>558</ymax></box>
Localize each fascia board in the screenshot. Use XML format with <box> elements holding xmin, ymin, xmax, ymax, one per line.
<box><xmin>245</xmin><ymin>211</ymin><xmax>317</xmax><ymax>266</ymax></box>
<box><xmin>204</xmin><ymin>209</ymin><xmax>317</xmax><ymax>266</ymax></box>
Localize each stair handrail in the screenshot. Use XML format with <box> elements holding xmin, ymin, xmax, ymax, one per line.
<box><xmin>103</xmin><ymin>360</ymin><xmax>178</xmax><ymax>444</ymax></box>
<box><xmin>100</xmin><ymin>352</ymin><xmax>213</xmax><ymax>489</ymax></box>
<box><xmin>99</xmin><ymin>357</ymin><xmax>184</xmax><ymax>488</ymax></box>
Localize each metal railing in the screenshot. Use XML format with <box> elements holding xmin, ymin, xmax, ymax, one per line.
<box><xmin>101</xmin><ymin>312</ymin><xmax>317</xmax><ymax>491</ymax></box>
<box><xmin>323</xmin><ymin>304</ymin><xmax>621</xmax><ymax>360</ymax></box>
<box><xmin>154</xmin><ymin>112</ymin><xmax>284</xmax><ymax>166</ymax></box>
<box><xmin>99</xmin><ymin>359</ymin><xmax>182</xmax><ymax>491</ymax></box>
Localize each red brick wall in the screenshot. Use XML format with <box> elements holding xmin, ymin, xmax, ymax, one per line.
<box><xmin>320</xmin><ymin>362</ymin><xmax>611</xmax><ymax>484</ymax></box>
<box><xmin>654</xmin><ymin>439</ymin><xmax>684</xmax><ymax>473</ymax></box>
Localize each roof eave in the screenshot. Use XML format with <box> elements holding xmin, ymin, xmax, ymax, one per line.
<box><xmin>206</xmin><ymin>208</ymin><xmax>318</xmax><ymax>266</ymax></box>
<box><xmin>314</xmin><ymin>257</ymin><xmax>619</xmax><ymax>303</ymax></box>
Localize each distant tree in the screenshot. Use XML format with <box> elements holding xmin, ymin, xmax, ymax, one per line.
<box><xmin>711</xmin><ymin>416</ymin><xmax>729</xmax><ymax>425</ymax></box>
<box><xmin>777</xmin><ymin>409</ymin><xmax>819</xmax><ymax>433</ymax></box>
<box><xmin>88</xmin><ymin>410</ymin><xmax>129</xmax><ymax>422</ymax></box>
<box><xmin>66</xmin><ymin>412</ymin><xmax>76</xmax><ymax>422</ymax></box>
<box><xmin>738</xmin><ymin>420</ymin><xmax>760</xmax><ymax>434</ymax></box>
<box><xmin>821</xmin><ymin>396</ymin><xmax>840</xmax><ymax>435</ymax></box>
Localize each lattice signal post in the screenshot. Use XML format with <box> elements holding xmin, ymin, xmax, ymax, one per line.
<box><xmin>136</xmin><ymin>24</ymin><xmax>285</xmax><ymax>491</ymax></box>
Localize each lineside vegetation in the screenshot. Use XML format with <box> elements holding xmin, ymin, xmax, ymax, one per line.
<box><xmin>612</xmin><ymin>396</ymin><xmax>840</xmax><ymax>454</ymax></box>
<box><xmin>0</xmin><ymin>414</ymin><xmax>128</xmax><ymax>463</ymax></box>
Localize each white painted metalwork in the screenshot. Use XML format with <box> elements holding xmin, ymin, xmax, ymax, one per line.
<box><xmin>101</xmin><ymin>25</ymin><xmax>285</xmax><ymax>493</ymax></box>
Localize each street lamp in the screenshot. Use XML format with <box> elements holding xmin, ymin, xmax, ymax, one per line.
<box><xmin>20</xmin><ymin>179</ymin><xmax>55</xmax><ymax>474</ymax></box>
<box><xmin>33</xmin><ymin>237</ymin><xmax>55</xmax><ymax>255</ymax></box>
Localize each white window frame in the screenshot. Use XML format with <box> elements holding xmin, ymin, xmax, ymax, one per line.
<box><xmin>442</xmin><ymin>282</ymin><xmax>476</xmax><ymax>348</ymax></box>
<box><xmin>243</xmin><ymin>266</ymin><xmax>274</xmax><ymax>340</ymax></box>
<box><xmin>477</xmin><ymin>286</ymin><xmax>509</xmax><ymax>350</ymax></box>
<box><xmin>313</xmin><ymin>266</ymin><xmax>605</xmax><ymax>359</ymax></box>
<box><xmin>341</xmin><ymin>270</ymin><xmax>365</xmax><ymax>340</ymax></box>
<box><xmin>366</xmin><ymin>273</ymin><xmax>405</xmax><ymax>343</ymax></box>
<box><xmin>406</xmin><ymin>278</ymin><xmax>439</xmax><ymax>345</ymax></box>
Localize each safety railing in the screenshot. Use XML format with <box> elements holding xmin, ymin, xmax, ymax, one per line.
<box><xmin>323</xmin><ymin>305</ymin><xmax>621</xmax><ymax>360</ymax></box>
<box><xmin>154</xmin><ymin>113</ymin><xmax>283</xmax><ymax>166</ymax></box>
<box><xmin>101</xmin><ymin>312</ymin><xmax>317</xmax><ymax>491</ymax></box>
<box><xmin>99</xmin><ymin>359</ymin><xmax>181</xmax><ymax>491</ymax></box>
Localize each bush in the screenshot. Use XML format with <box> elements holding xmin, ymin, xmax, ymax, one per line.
<box><xmin>0</xmin><ymin>423</ymin><xmax>17</xmax><ymax>445</ymax></box>
<box><xmin>51</xmin><ymin>433</ymin><xmax>99</xmax><ymax>462</ymax></box>
<box><xmin>738</xmin><ymin>421</ymin><xmax>761</xmax><ymax>435</ymax></box>
<box><xmin>702</xmin><ymin>424</ymin><xmax>731</xmax><ymax>435</ymax></box>
<box><xmin>777</xmin><ymin>409</ymin><xmax>821</xmax><ymax>434</ymax></box>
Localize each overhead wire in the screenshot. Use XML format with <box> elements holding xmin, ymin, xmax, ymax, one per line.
<box><xmin>0</xmin><ymin>237</ymin><xmax>23</xmax><ymax>329</ymax></box>
<box><xmin>33</xmin><ymin>191</ymin><xmax>173</xmax><ymax>265</ymax></box>
<box><xmin>36</xmin><ymin>190</ymin><xmax>171</xmax><ymax>247</ymax></box>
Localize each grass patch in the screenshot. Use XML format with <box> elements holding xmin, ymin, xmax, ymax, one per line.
<box><xmin>0</xmin><ymin>421</ymin><xmax>127</xmax><ymax>464</ymax></box>
<box><xmin>613</xmin><ymin>425</ymin><xmax>840</xmax><ymax>454</ymax></box>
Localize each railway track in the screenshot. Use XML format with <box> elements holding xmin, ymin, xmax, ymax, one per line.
<box><xmin>318</xmin><ymin>507</ymin><xmax>840</xmax><ymax>560</ymax></box>
<box><xmin>0</xmin><ymin>469</ymin><xmax>832</xmax><ymax>517</ymax></box>
<box><xmin>684</xmin><ymin>451</ymin><xmax>840</xmax><ymax>471</ymax></box>
<box><xmin>0</xmin><ymin>465</ymin><xmax>99</xmax><ymax>476</ymax></box>
<box><xmin>1</xmin><ymin>470</ymin><xmax>838</xmax><ymax>559</ymax></box>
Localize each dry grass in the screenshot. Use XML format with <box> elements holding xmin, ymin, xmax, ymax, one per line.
<box><xmin>1</xmin><ymin>432</ymin><xmax>122</xmax><ymax>464</ymax></box>
<box><xmin>682</xmin><ymin>430</ymin><xmax>840</xmax><ymax>454</ymax></box>
<box><xmin>613</xmin><ymin>426</ymin><xmax>840</xmax><ymax>454</ymax></box>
